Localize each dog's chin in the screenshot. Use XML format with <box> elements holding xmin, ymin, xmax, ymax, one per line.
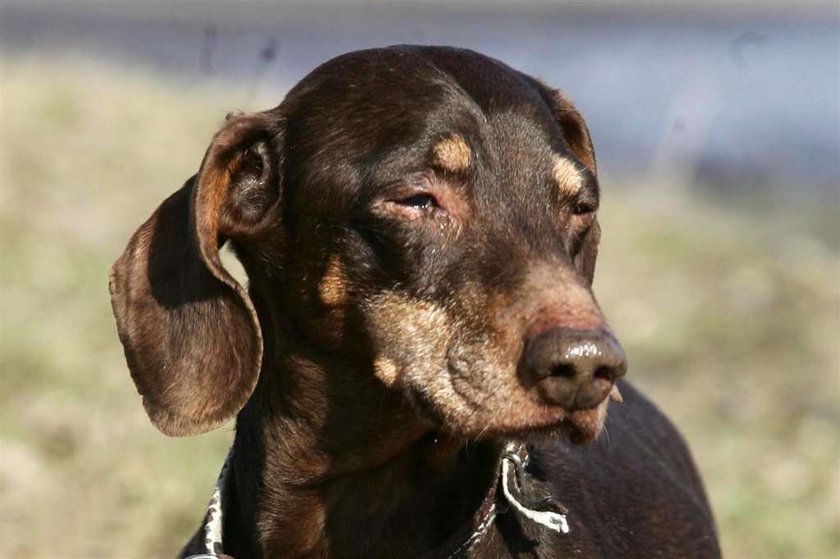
<box><xmin>494</xmin><ymin>404</ymin><xmax>608</xmax><ymax>445</ymax></box>
<box><xmin>409</xmin><ymin>385</ymin><xmax>609</xmax><ymax>445</ymax></box>
<box><xmin>558</xmin><ymin>405</ymin><xmax>608</xmax><ymax>444</ymax></box>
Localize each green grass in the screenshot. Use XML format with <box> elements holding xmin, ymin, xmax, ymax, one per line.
<box><xmin>596</xmin><ymin>188</ymin><xmax>839</xmax><ymax>558</ymax></box>
<box><xmin>1</xmin><ymin>55</ymin><xmax>838</xmax><ymax>558</ymax></box>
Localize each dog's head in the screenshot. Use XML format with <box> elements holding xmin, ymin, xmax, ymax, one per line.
<box><xmin>110</xmin><ymin>46</ymin><xmax>626</xmax><ymax>445</ymax></box>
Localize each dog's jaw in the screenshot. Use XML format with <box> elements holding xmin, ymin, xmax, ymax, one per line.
<box><xmin>363</xmin><ymin>289</ymin><xmax>614</xmax><ymax>444</ymax></box>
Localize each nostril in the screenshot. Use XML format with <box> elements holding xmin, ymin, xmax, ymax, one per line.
<box><xmin>519</xmin><ymin>327</ymin><xmax>628</xmax><ymax>409</ymax></box>
<box><xmin>550</xmin><ymin>363</ymin><xmax>576</xmax><ymax>379</ymax></box>
<box><xmin>594</xmin><ymin>365</ymin><xmax>615</xmax><ymax>382</ymax></box>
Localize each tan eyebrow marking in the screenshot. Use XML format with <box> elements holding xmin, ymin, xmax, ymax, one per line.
<box><xmin>432</xmin><ymin>134</ymin><xmax>472</xmax><ymax>173</ymax></box>
<box><xmin>553</xmin><ymin>156</ymin><xmax>585</xmax><ymax>197</ymax></box>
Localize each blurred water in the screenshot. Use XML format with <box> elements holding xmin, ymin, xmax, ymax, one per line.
<box><xmin>2</xmin><ymin>3</ymin><xmax>837</xmax><ymax>195</ymax></box>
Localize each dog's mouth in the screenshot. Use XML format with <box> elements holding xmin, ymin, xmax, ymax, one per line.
<box><xmin>517</xmin><ymin>383</ymin><xmax>621</xmax><ymax>445</ymax></box>
<box><xmin>404</xmin><ymin>371</ymin><xmax>612</xmax><ymax>445</ymax></box>
<box><xmin>559</xmin><ymin>405</ymin><xmax>609</xmax><ymax>444</ymax></box>
<box><xmin>492</xmin><ymin>403</ymin><xmax>609</xmax><ymax>444</ymax></box>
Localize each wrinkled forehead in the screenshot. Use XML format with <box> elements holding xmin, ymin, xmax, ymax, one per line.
<box><xmin>291</xmin><ymin>52</ymin><xmax>562</xmax><ymax>147</ymax></box>
<box><xmin>280</xmin><ymin>48</ymin><xmax>575</xmax><ymax>211</ymax></box>
<box><xmin>283</xmin><ymin>57</ymin><xmax>467</xmax><ymax>156</ymax></box>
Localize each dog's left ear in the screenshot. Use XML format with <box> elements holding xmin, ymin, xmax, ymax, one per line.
<box><xmin>522</xmin><ymin>79</ymin><xmax>601</xmax><ymax>285</ymax></box>
<box><xmin>109</xmin><ymin>112</ymin><xmax>282</xmax><ymax>436</ymax></box>
<box><xmin>527</xmin><ymin>79</ymin><xmax>601</xmax><ymax>284</ymax></box>
<box><xmin>528</xmin><ymin>81</ymin><xmax>597</xmax><ymax>175</ymax></box>
<box><xmin>552</xmin><ymin>91</ymin><xmax>597</xmax><ymax>176</ymax></box>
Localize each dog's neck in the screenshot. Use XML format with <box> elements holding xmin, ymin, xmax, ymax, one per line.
<box><xmin>223</xmin><ymin>298</ymin><xmax>503</xmax><ymax>558</ymax></box>
<box><xmin>228</xmin><ymin>366</ymin><xmax>501</xmax><ymax>558</ymax></box>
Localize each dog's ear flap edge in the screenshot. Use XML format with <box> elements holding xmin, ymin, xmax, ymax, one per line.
<box><xmin>109</xmin><ymin>112</ymin><xmax>280</xmax><ymax>436</ymax></box>
<box><xmin>549</xmin><ymin>90</ymin><xmax>597</xmax><ymax>176</ymax></box>
<box><xmin>523</xmin><ymin>76</ymin><xmax>598</xmax><ymax>176</ymax></box>
<box><xmin>523</xmin><ymin>76</ymin><xmax>601</xmax><ymax>284</ymax></box>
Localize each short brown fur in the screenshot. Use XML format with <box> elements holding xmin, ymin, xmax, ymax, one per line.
<box><xmin>110</xmin><ymin>46</ymin><xmax>720</xmax><ymax>559</ymax></box>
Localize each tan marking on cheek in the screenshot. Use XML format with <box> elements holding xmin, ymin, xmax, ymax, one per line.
<box><xmin>318</xmin><ymin>255</ymin><xmax>348</xmax><ymax>307</ymax></box>
<box><xmin>366</xmin><ymin>292</ymin><xmax>454</xmax><ymax>382</ymax></box>
<box><xmin>553</xmin><ymin>156</ymin><xmax>585</xmax><ymax>198</ymax></box>
<box><xmin>433</xmin><ymin>134</ymin><xmax>472</xmax><ymax>173</ymax></box>
<box><xmin>373</xmin><ymin>356</ymin><xmax>400</xmax><ymax>387</ymax></box>
<box><xmin>372</xmin><ymin>293</ymin><xmax>453</xmax><ymax>348</ymax></box>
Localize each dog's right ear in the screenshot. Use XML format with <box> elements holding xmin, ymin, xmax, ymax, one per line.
<box><xmin>109</xmin><ymin>112</ymin><xmax>282</xmax><ymax>436</ymax></box>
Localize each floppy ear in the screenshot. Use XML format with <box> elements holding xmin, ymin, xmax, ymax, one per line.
<box><xmin>526</xmin><ymin>78</ymin><xmax>601</xmax><ymax>284</ymax></box>
<box><xmin>109</xmin><ymin>112</ymin><xmax>282</xmax><ymax>436</ymax></box>
<box><xmin>550</xmin><ymin>91</ymin><xmax>597</xmax><ymax>176</ymax></box>
<box><xmin>555</xmin><ymin>95</ymin><xmax>600</xmax><ymax>285</ymax></box>
<box><xmin>528</xmin><ymin>81</ymin><xmax>597</xmax><ymax>175</ymax></box>
<box><xmin>558</xmin><ymin>94</ymin><xmax>600</xmax><ymax>285</ymax></box>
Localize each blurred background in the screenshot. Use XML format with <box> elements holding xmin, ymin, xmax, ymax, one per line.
<box><xmin>1</xmin><ymin>2</ymin><xmax>837</xmax><ymax>557</ymax></box>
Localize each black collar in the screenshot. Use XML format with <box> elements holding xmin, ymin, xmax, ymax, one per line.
<box><xmin>186</xmin><ymin>443</ymin><xmax>569</xmax><ymax>559</ymax></box>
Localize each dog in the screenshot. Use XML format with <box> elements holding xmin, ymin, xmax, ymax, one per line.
<box><xmin>109</xmin><ymin>46</ymin><xmax>721</xmax><ymax>558</ymax></box>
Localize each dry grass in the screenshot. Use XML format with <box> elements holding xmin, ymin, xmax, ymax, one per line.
<box><xmin>1</xmin><ymin>55</ymin><xmax>838</xmax><ymax>558</ymax></box>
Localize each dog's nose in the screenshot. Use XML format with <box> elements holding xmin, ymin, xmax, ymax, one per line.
<box><xmin>519</xmin><ymin>328</ymin><xmax>627</xmax><ymax>410</ymax></box>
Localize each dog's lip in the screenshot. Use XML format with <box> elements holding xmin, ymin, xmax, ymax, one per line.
<box><xmin>411</xmin><ymin>385</ymin><xmax>608</xmax><ymax>442</ymax></box>
<box><xmin>561</xmin><ymin>406</ymin><xmax>606</xmax><ymax>444</ymax></box>
<box><xmin>477</xmin><ymin>404</ymin><xmax>606</xmax><ymax>443</ymax></box>
<box><xmin>403</xmin><ymin>361</ymin><xmax>609</xmax><ymax>442</ymax></box>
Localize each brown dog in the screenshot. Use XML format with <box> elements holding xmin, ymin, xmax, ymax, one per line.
<box><xmin>110</xmin><ymin>46</ymin><xmax>720</xmax><ymax>558</ymax></box>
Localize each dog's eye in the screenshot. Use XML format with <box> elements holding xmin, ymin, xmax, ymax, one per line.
<box><xmin>373</xmin><ymin>183</ymin><xmax>450</xmax><ymax>223</ymax></box>
<box><xmin>573</xmin><ymin>202</ymin><xmax>596</xmax><ymax>215</ymax></box>
<box><xmin>571</xmin><ymin>192</ymin><xmax>598</xmax><ymax>216</ymax></box>
<box><xmin>397</xmin><ymin>194</ymin><xmax>438</xmax><ymax>209</ymax></box>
